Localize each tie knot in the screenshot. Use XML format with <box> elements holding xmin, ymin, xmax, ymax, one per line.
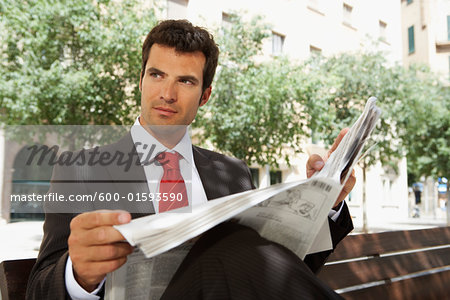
<box><xmin>156</xmin><ymin>152</ymin><xmax>182</xmax><ymax>171</ymax></box>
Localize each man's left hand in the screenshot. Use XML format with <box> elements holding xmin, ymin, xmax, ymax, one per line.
<box><xmin>306</xmin><ymin>128</ymin><xmax>356</xmax><ymax>209</ymax></box>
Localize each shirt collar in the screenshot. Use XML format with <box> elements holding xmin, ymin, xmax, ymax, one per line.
<box><xmin>130</xmin><ymin>117</ymin><xmax>194</xmax><ymax>166</ymax></box>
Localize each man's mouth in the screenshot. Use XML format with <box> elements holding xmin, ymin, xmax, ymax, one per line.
<box><xmin>153</xmin><ymin>106</ymin><xmax>177</xmax><ymax>117</ymax></box>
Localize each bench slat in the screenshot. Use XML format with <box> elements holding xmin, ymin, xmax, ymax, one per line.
<box><xmin>318</xmin><ymin>247</ymin><xmax>450</xmax><ymax>289</ymax></box>
<box><xmin>327</xmin><ymin>227</ymin><xmax>450</xmax><ymax>262</ymax></box>
<box><xmin>0</xmin><ymin>258</ymin><xmax>36</xmax><ymax>300</ymax></box>
<box><xmin>340</xmin><ymin>269</ymin><xmax>450</xmax><ymax>300</ymax></box>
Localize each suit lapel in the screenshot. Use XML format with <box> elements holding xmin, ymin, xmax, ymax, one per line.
<box><xmin>193</xmin><ymin>146</ymin><xmax>230</xmax><ymax>201</ymax></box>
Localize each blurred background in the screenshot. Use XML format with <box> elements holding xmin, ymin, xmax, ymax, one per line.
<box><xmin>0</xmin><ymin>0</ymin><xmax>448</xmax><ymax>261</ymax></box>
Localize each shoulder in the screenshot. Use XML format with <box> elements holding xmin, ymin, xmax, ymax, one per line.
<box><xmin>193</xmin><ymin>146</ymin><xmax>255</xmax><ymax>194</ymax></box>
<box><xmin>49</xmin><ymin>132</ymin><xmax>135</xmax><ymax>181</ymax></box>
<box><xmin>193</xmin><ymin>146</ymin><xmax>249</xmax><ymax>170</ymax></box>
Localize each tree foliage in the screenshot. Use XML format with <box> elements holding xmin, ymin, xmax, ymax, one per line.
<box><xmin>196</xmin><ymin>15</ymin><xmax>410</xmax><ymax>170</ymax></box>
<box><xmin>300</xmin><ymin>52</ymin><xmax>407</xmax><ymax>169</ymax></box>
<box><xmin>393</xmin><ymin>65</ymin><xmax>449</xmax><ymax>181</ymax></box>
<box><xmin>195</xmin><ymin>14</ymin><xmax>308</xmax><ymax>167</ymax></box>
<box><xmin>0</xmin><ymin>0</ymin><xmax>157</xmax><ymax>125</ymax></box>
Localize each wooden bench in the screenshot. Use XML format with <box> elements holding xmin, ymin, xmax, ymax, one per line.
<box><xmin>2</xmin><ymin>227</ymin><xmax>449</xmax><ymax>300</ymax></box>
<box><xmin>318</xmin><ymin>226</ymin><xmax>450</xmax><ymax>299</ymax></box>
<box><xmin>0</xmin><ymin>258</ymin><xmax>36</xmax><ymax>300</ymax></box>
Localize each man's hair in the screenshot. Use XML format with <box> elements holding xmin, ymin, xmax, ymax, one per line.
<box><xmin>141</xmin><ymin>19</ymin><xmax>219</xmax><ymax>92</ymax></box>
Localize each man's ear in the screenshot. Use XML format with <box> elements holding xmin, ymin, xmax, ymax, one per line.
<box><xmin>199</xmin><ymin>86</ymin><xmax>212</xmax><ymax>107</ymax></box>
<box><xmin>139</xmin><ymin>73</ymin><xmax>143</xmax><ymax>92</ymax></box>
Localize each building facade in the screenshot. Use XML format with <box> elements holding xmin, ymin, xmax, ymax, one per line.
<box><xmin>164</xmin><ymin>0</ymin><xmax>403</xmax><ymax>63</ymax></box>
<box><xmin>401</xmin><ymin>0</ymin><xmax>450</xmax><ymax>221</ymax></box>
<box><xmin>401</xmin><ymin>0</ymin><xmax>450</xmax><ymax>82</ymax></box>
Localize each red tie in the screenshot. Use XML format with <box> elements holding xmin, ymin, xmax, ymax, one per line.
<box><xmin>156</xmin><ymin>152</ymin><xmax>188</xmax><ymax>212</ymax></box>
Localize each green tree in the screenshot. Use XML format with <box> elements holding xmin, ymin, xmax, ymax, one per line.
<box><xmin>304</xmin><ymin>51</ymin><xmax>406</xmax><ymax>232</ymax></box>
<box><xmin>0</xmin><ymin>0</ymin><xmax>157</xmax><ymax>125</ymax></box>
<box><xmin>303</xmin><ymin>52</ymin><xmax>404</xmax><ymax>166</ymax></box>
<box><xmin>195</xmin><ymin>14</ymin><xmax>307</xmax><ymax>167</ymax></box>
<box><xmin>291</xmin><ymin>55</ymin><xmax>341</xmax><ymax>144</ymax></box>
<box><xmin>394</xmin><ymin>64</ymin><xmax>449</xmax><ymax>191</ymax></box>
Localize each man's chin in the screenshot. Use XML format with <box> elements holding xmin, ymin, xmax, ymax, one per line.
<box><xmin>143</xmin><ymin>123</ymin><xmax>188</xmax><ymax>142</ymax></box>
<box><xmin>139</xmin><ymin>114</ymin><xmax>190</xmax><ymax>141</ymax></box>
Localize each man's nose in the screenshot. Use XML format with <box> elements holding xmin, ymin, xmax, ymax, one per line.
<box><xmin>160</xmin><ymin>80</ymin><xmax>177</xmax><ymax>102</ymax></box>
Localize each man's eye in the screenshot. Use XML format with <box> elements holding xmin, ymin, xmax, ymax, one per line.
<box><xmin>180</xmin><ymin>79</ymin><xmax>193</xmax><ymax>85</ymax></box>
<box><xmin>150</xmin><ymin>73</ymin><xmax>161</xmax><ymax>78</ymax></box>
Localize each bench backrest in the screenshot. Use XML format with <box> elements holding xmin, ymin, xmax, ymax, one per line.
<box><xmin>0</xmin><ymin>258</ymin><xmax>36</xmax><ymax>300</ymax></box>
<box><xmin>318</xmin><ymin>226</ymin><xmax>450</xmax><ymax>299</ymax></box>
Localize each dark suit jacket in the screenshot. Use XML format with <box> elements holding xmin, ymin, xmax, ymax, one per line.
<box><xmin>26</xmin><ymin>133</ymin><xmax>353</xmax><ymax>300</ymax></box>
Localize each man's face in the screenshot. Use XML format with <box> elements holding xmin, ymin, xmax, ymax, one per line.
<box><xmin>139</xmin><ymin>44</ymin><xmax>211</xmax><ymax>127</ymax></box>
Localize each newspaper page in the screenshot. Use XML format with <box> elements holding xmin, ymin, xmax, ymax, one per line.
<box><xmin>236</xmin><ymin>177</ymin><xmax>341</xmax><ymax>259</ymax></box>
<box><xmin>105</xmin><ymin>243</ymin><xmax>194</xmax><ymax>300</ymax></box>
<box><xmin>106</xmin><ymin>97</ymin><xmax>381</xmax><ymax>300</ymax></box>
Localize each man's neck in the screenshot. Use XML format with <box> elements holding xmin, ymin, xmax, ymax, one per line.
<box><xmin>138</xmin><ymin>117</ymin><xmax>187</xmax><ymax>149</ymax></box>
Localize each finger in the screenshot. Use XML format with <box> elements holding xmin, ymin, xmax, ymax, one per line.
<box><xmin>306</xmin><ymin>154</ymin><xmax>325</xmax><ymax>178</ymax></box>
<box><xmin>327</xmin><ymin>128</ymin><xmax>349</xmax><ymax>157</ymax></box>
<box><xmin>334</xmin><ymin>169</ymin><xmax>356</xmax><ymax>207</ymax></box>
<box><xmin>73</xmin><ymin>256</ymin><xmax>129</xmax><ymax>287</ymax></box>
<box><xmin>71</xmin><ymin>210</ymin><xmax>131</xmax><ymax>231</ymax></box>
<box><xmin>77</xmin><ymin>226</ymin><xmax>128</xmax><ymax>246</ymax></box>
<box><xmin>86</xmin><ymin>243</ymin><xmax>134</xmax><ymax>261</ymax></box>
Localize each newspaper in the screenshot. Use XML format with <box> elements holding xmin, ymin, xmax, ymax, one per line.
<box><xmin>105</xmin><ymin>97</ymin><xmax>381</xmax><ymax>300</ymax></box>
<box><xmin>105</xmin><ymin>243</ymin><xmax>194</xmax><ymax>300</ymax></box>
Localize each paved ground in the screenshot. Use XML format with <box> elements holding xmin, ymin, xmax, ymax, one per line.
<box><xmin>0</xmin><ymin>221</ymin><xmax>43</xmax><ymax>262</ymax></box>
<box><xmin>353</xmin><ymin>215</ymin><xmax>448</xmax><ymax>233</ymax></box>
<box><xmin>0</xmin><ymin>215</ymin><xmax>448</xmax><ymax>263</ymax></box>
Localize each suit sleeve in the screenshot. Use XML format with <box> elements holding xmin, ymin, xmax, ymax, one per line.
<box><xmin>26</xmin><ymin>213</ymin><xmax>72</xmax><ymax>300</ymax></box>
<box><xmin>304</xmin><ymin>202</ymin><xmax>353</xmax><ymax>273</ymax></box>
<box><xmin>26</xmin><ymin>162</ymin><xmax>87</xmax><ymax>300</ymax></box>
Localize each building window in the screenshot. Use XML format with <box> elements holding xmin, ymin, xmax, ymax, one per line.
<box><xmin>407</xmin><ymin>0</ymin><xmax>413</xmax><ymax>5</ymax></box>
<box><xmin>447</xmin><ymin>15</ymin><xmax>450</xmax><ymax>41</ymax></box>
<box><xmin>307</xmin><ymin>0</ymin><xmax>324</xmax><ymax>15</ymax></box>
<box><xmin>250</xmin><ymin>168</ymin><xmax>260</xmax><ymax>188</ymax></box>
<box><xmin>222</xmin><ymin>12</ymin><xmax>233</xmax><ymax>29</ymax></box>
<box><xmin>310</xmin><ymin>45</ymin><xmax>322</xmax><ymax>56</ymax></box>
<box><xmin>270</xmin><ymin>170</ymin><xmax>282</xmax><ymax>185</ymax></box>
<box><xmin>379</xmin><ymin>20</ymin><xmax>387</xmax><ymax>41</ymax></box>
<box><xmin>343</xmin><ymin>3</ymin><xmax>353</xmax><ymax>26</ymax></box>
<box><xmin>272</xmin><ymin>32</ymin><xmax>285</xmax><ymax>55</ymax></box>
<box><xmin>448</xmin><ymin>56</ymin><xmax>450</xmax><ymax>81</ymax></box>
<box><xmin>308</xmin><ymin>0</ymin><xmax>320</xmax><ymax>10</ymax></box>
<box><xmin>408</xmin><ymin>25</ymin><xmax>415</xmax><ymax>54</ymax></box>
<box><xmin>382</xmin><ymin>179</ymin><xmax>392</xmax><ymax>202</ymax></box>
<box><xmin>167</xmin><ymin>0</ymin><xmax>188</xmax><ymax>20</ymax></box>
<box><xmin>309</xmin><ymin>0</ymin><xmax>319</xmax><ymax>8</ymax></box>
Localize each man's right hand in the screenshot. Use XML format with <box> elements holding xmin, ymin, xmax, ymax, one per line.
<box><xmin>68</xmin><ymin>210</ymin><xmax>134</xmax><ymax>292</ymax></box>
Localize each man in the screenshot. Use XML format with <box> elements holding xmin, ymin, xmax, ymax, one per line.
<box><xmin>26</xmin><ymin>20</ymin><xmax>354</xmax><ymax>299</ymax></box>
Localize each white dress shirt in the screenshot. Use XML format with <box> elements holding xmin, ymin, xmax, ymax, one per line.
<box><xmin>130</xmin><ymin>120</ymin><xmax>208</xmax><ymax>212</ymax></box>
